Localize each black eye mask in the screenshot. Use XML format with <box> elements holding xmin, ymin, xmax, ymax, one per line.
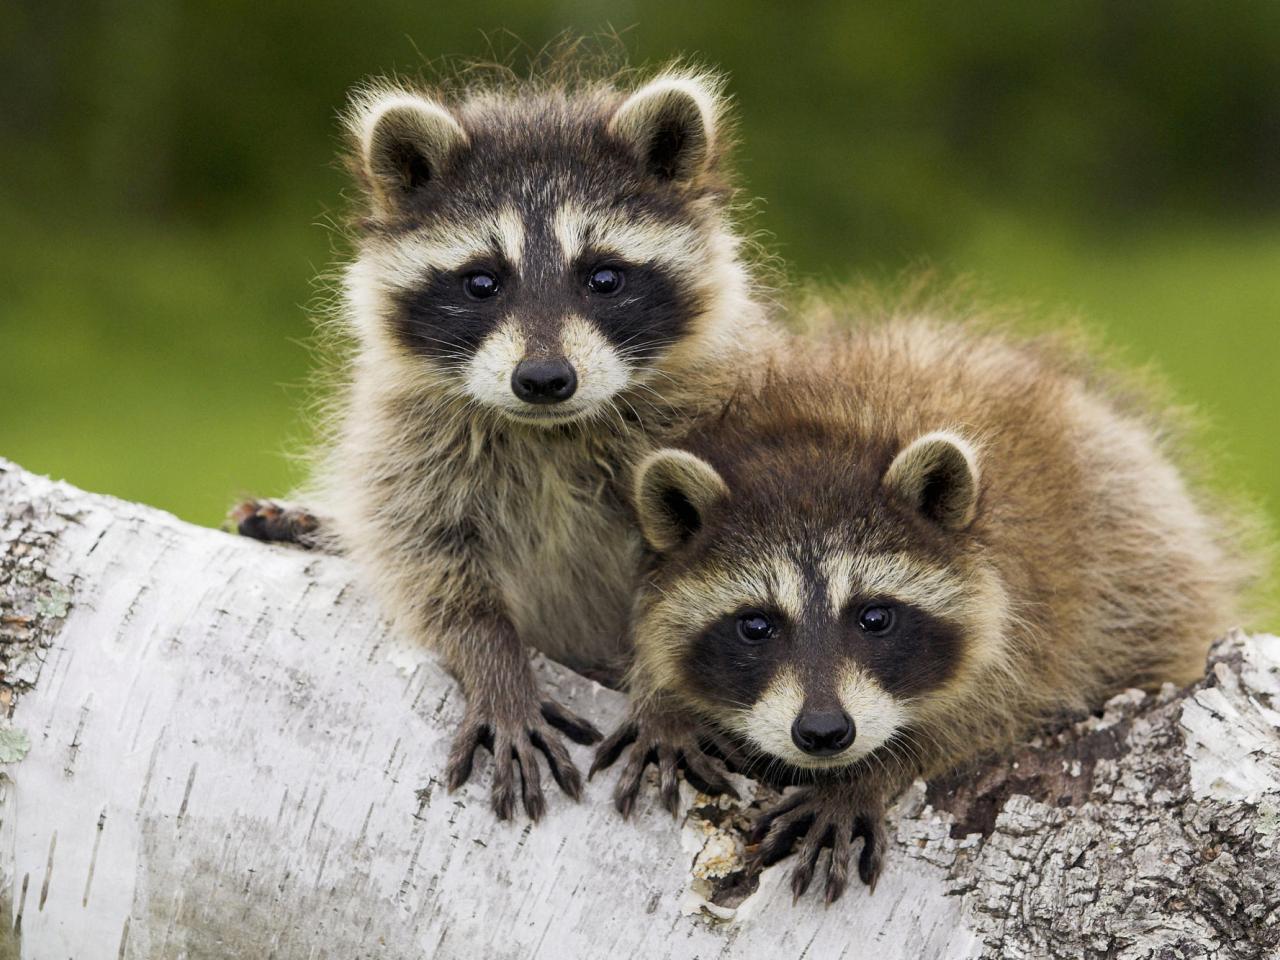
<box><xmin>572</xmin><ymin>251</ymin><xmax>704</xmax><ymax>361</ymax></box>
<box><xmin>681</xmin><ymin>598</ymin><xmax>964</xmax><ymax>711</ymax></box>
<box><xmin>392</xmin><ymin>261</ymin><xmax>514</xmax><ymax>363</ymax></box>
<box><xmin>684</xmin><ymin>609</ymin><xmax>788</xmax><ymax>710</ymax></box>
<box><xmin>841</xmin><ymin>600</ymin><xmax>963</xmax><ymax>698</ymax></box>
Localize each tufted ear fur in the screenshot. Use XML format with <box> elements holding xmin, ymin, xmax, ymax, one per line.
<box><xmin>883</xmin><ymin>431</ymin><xmax>981</xmax><ymax>530</ymax></box>
<box><xmin>350</xmin><ymin>89</ymin><xmax>468</xmax><ymax>214</ymax></box>
<box><xmin>608</xmin><ymin>72</ymin><xmax>722</xmax><ymax>183</ymax></box>
<box><xmin>633</xmin><ymin>449</ymin><xmax>729</xmax><ymax>552</ymax></box>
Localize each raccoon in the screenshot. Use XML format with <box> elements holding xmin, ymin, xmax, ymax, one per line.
<box><xmin>234</xmin><ymin>64</ymin><xmax>778</xmax><ymax>820</ymax></box>
<box><xmin>596</xmin><ymin>313</ymin><xmax>1256</xmax><ymax>900</ymax></box>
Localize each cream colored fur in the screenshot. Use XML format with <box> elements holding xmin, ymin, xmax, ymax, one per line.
<box><xmin>740</xmin><ymin>664</ymin><xmax>907</xmax><ymax>770</ymax></box>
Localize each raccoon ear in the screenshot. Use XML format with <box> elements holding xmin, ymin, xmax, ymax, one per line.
<box><xmin>634</xmin><ymin>449</ymin><xmax>729</xmax><ymax>552</ymax></box>
<box><xmin>609</xmin><ymin>74</ymin><xmax>721</xmax><ymax>183</ymax></box>
<box><xmin>884</xmin><ymin>431</ymin><xmax>981</xmax><ymax>530</ymax></box>
<box><xmin>351</xmin><ymin>90</ymin><xmax>468</xmax><ymax>214</ymax></box>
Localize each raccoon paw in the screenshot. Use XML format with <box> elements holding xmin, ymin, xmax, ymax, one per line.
<box><xmin>589</xmin><ymin>708</ymin><xmax>737</xmax><ymax>819</ymax></box>
<box><xmin>747</xmin><ymin>784</ymin><xmax>887</xmax><ymax>903</ymax></box>
<box><xmin>445</xmin><ymin>697</ymin><xmax>602</xmax><ymax>822</ymax></box>
<box><xmin>229</xmin><ymin>499</ymin><xmax>321</xmax><ymax>549</ymax></box>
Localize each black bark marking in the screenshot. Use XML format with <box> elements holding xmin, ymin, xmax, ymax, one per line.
<box><xmin>82</xmin><ymin>809</ymin><xmax>106</xmax><ymax>907</ymax></box>
<box><xmin>176</xmin><ymin>762</ymin><xmax>198</xmax><ymax>823</ymax></box>
<box><xmin>38</xmin><ymin>831</ymin><xmax>55</xmax><ymax>911</ymax></box>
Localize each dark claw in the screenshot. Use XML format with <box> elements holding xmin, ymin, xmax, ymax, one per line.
<box><xmin>825</xmin><ymin>825</ymin><xmax>852</xmax><ymax>904</ymax></box>
<box><xmin>855</xmin><ymin>816</ymin><xmax>885</xmax><ymax>892</ymax></box>
<box><xmin>588</xmin><ymin>720</ymin><xmax>639</xmax><ymax>779</ymax></box>
<box><xmin>445</xmin><ymin>722</ymin><xmax>486</xmax><ymax>791</ymax></box>
<box><xmin>490</xmin><ymin>734</ymin><xmax>517</xmax><ymax>821</ymax></box>
<box><xmin>541</xmin><ymin>700</ymin><xmax>603</xmax><ymax>745</ymax></box>
<box><xmin>549</xmin><ymin>747</ymin><xmax>584</xmax><ymax>802</ymax></box>
<box><xmin>789</xmin><ymin>837</ymin><xmax>822</xmax><ymax>901</ymax></box>
<box><xmin>614</xmin><ymin>780</ymin><xmax>641</xmax><ymax>819</ymax></box>
<box><xmin>515</xmin><ymin>741</ymin><xmax>546</xmax><ymax>821</ymax></box>
<box><xmin>749</xmin><ymin>788</ymin><xmax>813</xmax><ymax>844</ymax></box>
<box><xmin>531</xmin><ymin>730</ymin><xmax>582</xmax><ymax>800</ymax></box>
<box><xmin>679</xmin><ymin>750</ymin><xmax>738</xmax><ymax>799</ymax></box>
<box><xmin>755</xmin><ymin>811</ymin><xmax>816</xmax><ymax>867</ymax></box>
<box><xmin>613</xmin><ymin>742</ymin><xmax>650</xmax><ymax>819</ymax></box>
<box><xmin>679</xmin><ymin>765</ymin><xmax>721</xmax><ymax>798</ymax></box>
<box><xmin>825</xmin><ymin>867</ymin><xmax>849</xmax><ymax>905</ymax></box>
<box><xmin>615</xmin><ymin>789</ymin><xmax>636</xmax><ymax>819</ymax></box>
<box><xmin>791</xmin><ymin>859</ymin><xmax>815</xmax><ymax>901</ymax></box>
<box><xmin>789</xmin><ymin>823</ymin><xmax>832</xmax><ymax>902</ymax></box>
<box><xmin>658</xmin><ymin>748</ymin><xmax>680</xmax><ymax>816</ymax></box>
<box><xmin>615</xmin><ymin>791</ymin><xmax>633</xmax><ymax>818</ymax></box>
<box><xmin>861</xmin><ymin>849</ymin><xmax>882</xmax><ymax>894</ymax></box>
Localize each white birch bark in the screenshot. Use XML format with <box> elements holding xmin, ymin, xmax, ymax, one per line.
<box><xmin>1</xmin><ymin>458</ymin><xmax>1276</xmax><ymax>959</ymax></box>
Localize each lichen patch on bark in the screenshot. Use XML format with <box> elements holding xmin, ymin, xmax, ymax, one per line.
<box><xmin>0</xmin><ymin>462</ymin><xmax>75</xmax><ymax>714</ymax></box>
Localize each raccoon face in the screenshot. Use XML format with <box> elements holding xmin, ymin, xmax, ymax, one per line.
<box><xmin>343</xmin><ymin>73</ymin><xmax>741</xmax><ymax>427</ymax></box>
<box><xmin>632</xmin><ymin>432</ymin><xmax>1004</xmax><ymax>771</ymax></box>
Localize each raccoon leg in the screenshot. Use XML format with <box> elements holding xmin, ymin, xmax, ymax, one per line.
<box><xmin>229</xmin><ymin>499</ymin><xmax>325</xmax><ymax>550</ymax></box>
<box><xmin>747</xmin><ymin>772</ymin><xmax>899</xmax><ymax>902</ymax></box>
<box><xmin>589</xmin><ymin>698</ymin><xmax>737</xmax><ymax>818</ymax></box>
<box><xmin>444</xmin><ymin>618</ymin><xmax>602</xmax><ymax>821</ymax></box>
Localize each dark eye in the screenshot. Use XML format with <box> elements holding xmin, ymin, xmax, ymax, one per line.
<box><xmin>586</xmin><ymin>266</ymin><xmax>624</xmax><ymax>296</ymax></box>
<box><xmin>463</xmin><ymin>271</ymin><xmax>500</xmax><ymax>300</ymax></box>
<box><xmin>736</xmin><ymin>612</ymin><xmax>776</xmax><ymax>644</ymax></box>
<box><xmin>857</xmin><ymin>605</ymin><xmax>894</xmax><ymax>634</ymax></box>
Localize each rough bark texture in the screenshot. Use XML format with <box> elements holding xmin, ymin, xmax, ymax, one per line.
<box><xmin>1</xmin><ymin>458</ymin><xmax>1276</xmax><ymax>959</ymax></box>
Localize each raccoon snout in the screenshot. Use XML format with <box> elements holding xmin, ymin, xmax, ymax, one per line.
<box><xmin>511</xmin><ymin>358</ymin><xmax>577</xmax><ymax>404</ymax></box>
<box><xmin>791</xmin><ymin>710</ymin><xmax>856</xmax><ymax>756</ymax></box>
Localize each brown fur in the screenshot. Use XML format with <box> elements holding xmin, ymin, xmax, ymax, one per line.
<box><xmin>616</xmin><ymin>308</ymin><xmax>1262</xmax><ymax>898</ymax></box>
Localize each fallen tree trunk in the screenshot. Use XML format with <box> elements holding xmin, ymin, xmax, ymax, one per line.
<box><xmin>0</xmin><ymin>458</ymin><xmax>1277</xmax><ymax>959</ymax></box>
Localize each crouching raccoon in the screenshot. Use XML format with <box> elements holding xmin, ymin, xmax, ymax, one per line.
<box><xmin>594</xmin><ymin>314</ymin><xmax>1259</xmax><ymax>901</ymax></box>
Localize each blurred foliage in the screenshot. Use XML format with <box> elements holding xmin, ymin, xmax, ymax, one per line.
<box><xmin>1</xmin><ymin>2</ymin><xmax>1277</xmax><ymax>602</ymax></box>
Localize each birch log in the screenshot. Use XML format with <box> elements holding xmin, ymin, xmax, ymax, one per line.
<box><xmin>1</xmin><ymin>458</ymin><xmax>1277</xmax><ymax>960</ymax></box>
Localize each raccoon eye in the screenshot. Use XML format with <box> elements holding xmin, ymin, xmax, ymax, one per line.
<box><xmin>736</xmin><ymin>612</ymin><xmax>775</xmax><ymax>644</ymax></box>
<box><xmin>857</xmin><ymin>605</ymin><xmax>895</xmax><ymax>634</ymax></box>
<box><xmin>586</xmin><ymin>266</ymin><xmax>624</xmax><ymax>296</ymax></box>
<box><xmin>463</xmin><ymin>271</ymin><xmax>501</xmax><ymax>300</ymax></box>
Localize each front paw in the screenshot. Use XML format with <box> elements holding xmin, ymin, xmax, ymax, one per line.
<box><xmin>589</xmin><ymin>707</ymin><xmax>737</xmax><ymax>819</ymax></box>
<box><xmin>748</xmin><ymin>783</ymin><xmax>887</xmax><ymax>903</ymax></box>
<box><xmin>229</xmin><ymin>499</ymin><xmax>321</xmax><ymax>548</ymax></box>
<box><xmin>445</xmin><ymin>698</ymin><xmax>602</xmax><ymax>821</ymax></box>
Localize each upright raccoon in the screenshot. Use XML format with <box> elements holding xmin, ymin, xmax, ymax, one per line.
<box><xmin>236</xmin><ymin>65</ymin><xmax>776</xmax><ymax>820</ymax></box>
<box><xmin>599</xmin><ymin>313</ymin><xmax>1256</xmax><ymax>900</ymax></box>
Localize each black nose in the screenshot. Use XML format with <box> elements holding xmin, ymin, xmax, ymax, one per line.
<box><xmin>791</xmin><ymin>710</ymin><xmax>856</xmax><ymax>756</ymax></box>
<box><xmin>511</xmin><ymin>358</ymin><xmax>577</xmax><ymax>404</ymax></box>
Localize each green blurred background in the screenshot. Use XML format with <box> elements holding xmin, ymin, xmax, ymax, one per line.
<box><xmin>2</xmin><ymin>2</ymin><xmax>1277</xmax><ymax>592</ymax></box>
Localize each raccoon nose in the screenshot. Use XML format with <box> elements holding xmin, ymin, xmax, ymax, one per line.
<box><xmin>511</xmin><ymin>358</ymin><xmax>578</xmax><ymax>404</ymax></box>
<box><xmin>791</xmin><ymin>710</ymin><xmax>856</xmax><ymax>756</ymax></box>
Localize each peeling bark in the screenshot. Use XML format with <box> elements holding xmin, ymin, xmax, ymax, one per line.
<box><xmin>1</xmin><ymin>458</ymin><xmax>1276</xmax><ymax>959</ymax></box>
